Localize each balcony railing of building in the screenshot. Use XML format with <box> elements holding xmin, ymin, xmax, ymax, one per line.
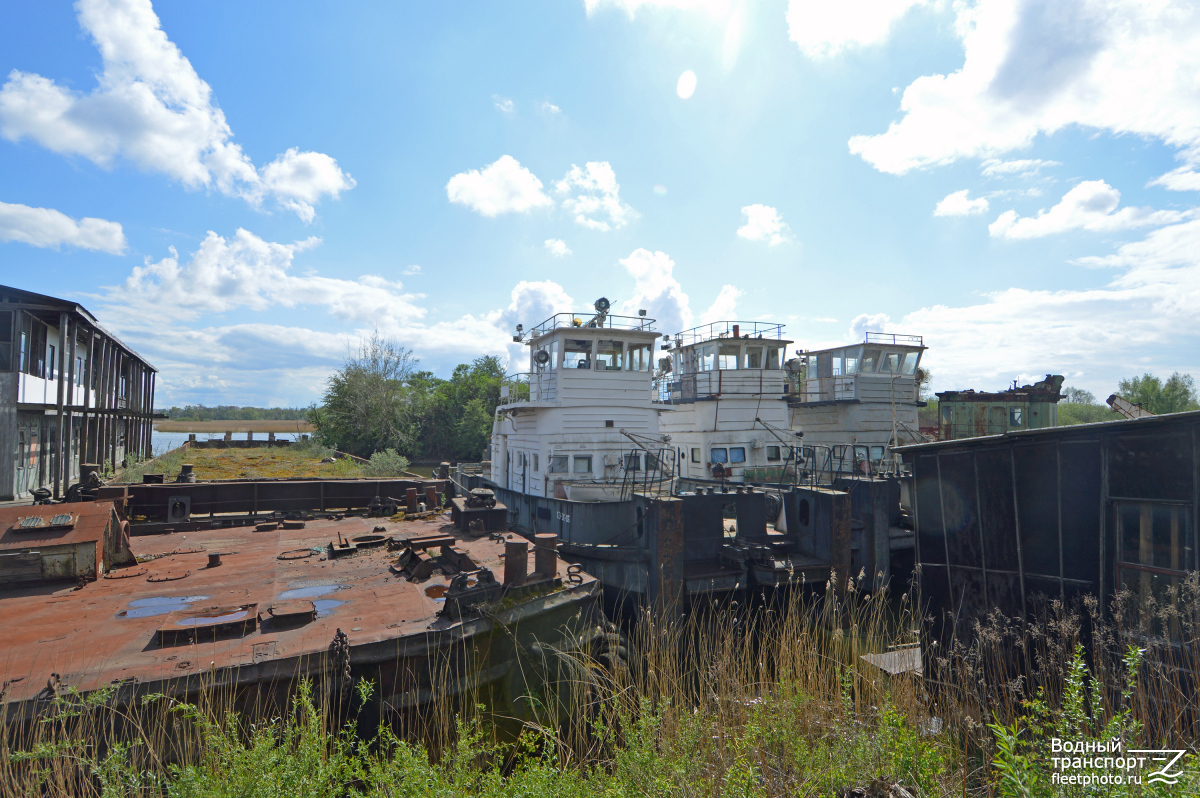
<box><xmin>864</xmin><ymin>331</ymin><xmax>924</xmax><ymax>347</ymax></box>
<box><xmin>669</xmin><ymin>320</ymin><xmax>786</xmax><ymax>348</ymax></box>
<box><xmin>529</xmin><ymin>312</ymin><xmax>657</xmax><ymax>338</ymax></box>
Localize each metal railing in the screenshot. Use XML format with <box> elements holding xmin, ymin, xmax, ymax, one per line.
<box><xmin>865</xmin><ymin>332</ymin><xmax>923</xmax><ymax>347</ymax></box>
<box><xmin>529</xmin><ymin>312</ymin><xmax>657</xmax><ymax>338</ymax></box>
<box><xmin>787</xmin><ymin>376</ymin><xmax>857</xmax><ymax>403</ymax></box>
<box><xmin>670</xmin><ymin>320</ymin><xmax>787</xmax><ymax>348</ymax></box>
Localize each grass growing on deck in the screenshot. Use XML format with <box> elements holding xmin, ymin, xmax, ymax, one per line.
<box><xmin>115</xmin><ymin>441</ymin><xmax>416</xmax><ymax>482</ymax></box>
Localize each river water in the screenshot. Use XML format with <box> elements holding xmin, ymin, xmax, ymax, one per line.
<box><xmin>150</xmin><ymin>429</ymin><xmax>305</xmax><ymax>455</ymax></box>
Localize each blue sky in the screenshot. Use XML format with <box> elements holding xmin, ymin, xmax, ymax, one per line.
<box><xmin>2</xmin><ymin>0</ymin><xmax>1199</xmax><ymax>407</ymax></box>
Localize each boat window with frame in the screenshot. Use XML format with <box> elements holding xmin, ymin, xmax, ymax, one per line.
<box><xmin>710</xmin><ymin>447</ymin><xmax>728</xmax><ymax>464</ymax></box>
<box><xmin>1009</xmin><ymin>407</ymin><xmax>1024</xmax><ymax>426</ymax></box>
<box><xmin>573</xmin><ymin>455</ymin><xmax>592</xmax><ymax>474</ymax></box>
<box><xmin>870</xmin><ymin>445</ymin><xmax>885</xmax><ymax>461</ymax></box>
<box><xmin>596</xmin><ymin>339</ymin><xmax>624</xmax><ymax>371</ymax></box>
<box><xmin>745</xmin><ymin>346</ymin><xmax>763</xmax><ymax>369</ymax></box>
<box><xmin>880</xmin><ymin>352</ymin><xmax>902</xmax><ymax>373</ymax></box>
<box><xmin>691</xmin><ymin>447</ymin><xmax>701</xmax><ymax>462</ymax></box>
<box><xmin>843</xmin><ymin>347</ymin><xmax>862</xmax><ymax>374</ymax></box>
<box><xmin>624</xmin><ymin>453</ymin><xmax>641</xmax><ymax>471</ymax></box>
<box><xmin>901</xmin><ymin>351</ymin><xmax>920</xmax><ymax>375</ymax></box>
<box><xmin>47</xmin><ymin>344</ymin><xmax>56</xmax><ymax>380</ymax></box>
<box><xmin>646</xmin><ymin>452</ymin><xmax>660</xmax><ymax>471</ymax></box>
<box><xmin>728</xmin><ymin>447</ymin><xmax>746</xmax><ymax>464</ymax></box>
<box><xmin>627</xmin><ymin>342</ymin><xmax>652</xmax><ymax>371</ymax></box>
<box><xmin>700</xmin><ymin>344</ymin><xmax>716</xmax><ymax>372</ymax></box>
<box><xmin>766</xmin><ymin>445</ymin><xmax>781</xmax><ymax>461</ymax></box>
<box><xmin>535</xmin><ymin>341</ymin><xmax>557</xmax><ymax>371</ymax></box>
<box><xmin>830</xmin><ymin>350</ymin><xmax>844</xmax><ymax>376</ymax></box>
<box><xmin>718</xmin><ymin>344</ymin><xmax>739</xmax><ymax>370</ymax></box>
<box><xmin>861</xmin><ymin>349</ymin><xmax>881</xmax><ymax>372</ymax></box>
<box><xmin>766</xmin><ymin>347</ymin><xmax>781</xmax><ymax>370</ymax></box>
<box><xmin>548</xmin><ymin>455</ymin><xmax>568</xmax><ymax>474</ymax></box>
<box><xmin>533</xmin><ymin>454</ymin><xmax>539</xmax><ymax>472</ymax></box>
<box><xmin>563</xmin><ymin>339</ymin><xmax>592</xmax><ymax>370</ymax></box>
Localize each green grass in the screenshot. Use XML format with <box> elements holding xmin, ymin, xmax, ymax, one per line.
<box><xmin>3</xmin><ymin>575</ymin><xmax>1199</xmax><ymax>796</ymax></box>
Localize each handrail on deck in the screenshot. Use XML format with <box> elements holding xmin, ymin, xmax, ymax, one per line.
<box><xmin>529</xmin><ymin>312</ymin><xmax>657</xmax><ymax>338</ymax></box>
<box><xmin>669</xmin><ymin>320</ymin><xmax>787</xmax><ymax>348</ymax></box>
<box><xmin>864</xmin><ymin>332</ymin><xmax>924</xmax><ymax>347</ymax></box>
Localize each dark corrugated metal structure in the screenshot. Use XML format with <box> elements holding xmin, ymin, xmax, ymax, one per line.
<box><xmin>896</xmin><ymin>411</ymin><xmax>1199</xmax><ymax>638</ymax></box>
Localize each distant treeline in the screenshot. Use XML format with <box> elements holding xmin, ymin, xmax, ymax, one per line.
<box><xmin>161</xmin><ymin>405</ymin><xmax>310</xmax><ymax>422</ymax></box>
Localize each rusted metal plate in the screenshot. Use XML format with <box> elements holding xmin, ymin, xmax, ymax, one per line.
<box><xmin>0</xmin><ymin>512</ymin><xmax>599</xmax><ymax>715</ymax></box>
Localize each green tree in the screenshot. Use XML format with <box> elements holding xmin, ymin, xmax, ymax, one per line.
<box><xmin>311</xmin><ymin>332</ymin><xmax>420</xmax><ymax>458</ymax></box>
<box><xmin>1117</xmin><ymin>372</ymin><xmax>1199</xmax><ymax>415</ymax></box>
<box><xmin>1057</xmin><ymin>385</ymin><xmax>1119</xmax><ymax>426</ymax></box>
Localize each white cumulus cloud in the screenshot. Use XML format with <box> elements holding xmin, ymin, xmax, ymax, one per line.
<box><xmin>699</xmin><ymin>285</ymin><xmax>742</xmax><ymax>324</ymax></box>
<box><xmin>737</xmin><ymin>204</ymin><xmax>791</xmax><ymax>245</ymax></box>
<box><xmin>934</xmin><ymin>190</ymin><xmax>989</xmax><ymax>217</ymax></box>
<box><xmin>787</xmin><ymin>0</ymin><xmax>926</xmax><ymax>59</ymax></box>
<box><xmin>617</xmin><ymin>248</ymin><xmax>693</xmax><ymax>335</ymax></box>
<box><xmin>0</xmin><ymin>0</ymin><xmax>353</xmax><ymax>221</ymax></box>
<box><xmin>493</xmin><ymin>95</ymin><xmax>515</xmax><ymax>114</ymax></box>
<box><xmin>544</xmin><ymin>238</ymin><xmax>572</xmax><ymax>257</ymax></box>
<box><xmin>988</xmin><ymin>180</ymin><xmax>1193</xmax><ymax>240</ymax></box>
<box><xmin>556</xmin><ymin>162</ymin><xmax>637</xmax><ymax>232</ymax></box>
<box><xmin>0</xmin><ymin>201</ymin><xmax>126</xmax><ymax>253</ymax></box>
<box><xmin>848</xmin><ymin>0</ymin><xmax>1200</xmax><ymax>176</ymax></box>
<box><xmin>848</xmin><ymin>312</ymin><xmax>891</xmax><ymax>342</ymax></box>
<box><xmin>446</xmin><ymin>155</ymin><xmax>553</xmax><ymax>217</ymax></box>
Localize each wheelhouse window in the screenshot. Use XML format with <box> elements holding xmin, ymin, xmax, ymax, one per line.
<box><xmin>596</xmin><ymin>339</ymin><xmax>624</xmax><ymax>371</ymax></box>
<box><xmin>880</xmin><ymin>352</ymin><xmax>902</xmax><ymax>373</ymax></box>
<box><xmin>691</xmin><ymin>447</ymin><xmax>701</xmax><ymax>462</ymax></box>
<box><xmin>728</xmin><ymin>447</ymin><xmax>746</xmax><ymax>464</ymax></box>
<box><xmin>861</xmin><ymin>349</ymin><xmax>881</xmax><ymax>372</ymax></box>
<box><xmin>535</xmin><ymin>340</ymin><xmax>557</xmax><ymax>371</ymax></box>
<box><xmin>1009</xmin><ymin>407</ymin><xmax>1024</xmax><ymax>426</ymax></box>
<box><xmin>700</xmin><ymin>344</ymin><xmax>716</xmax><ymax>372</ymax></box>
<box><xmin>766</xmin><ymin>347</ymin><xmax>780</xmax><ymax>370</ymax></box>
<box><xmin>710</xmin><ymin>447</ymin><xmax>728</xmax><ymax>464</ymax></box>
<box><xmin>718</xmin><ymin>344</ymin><xmax>739</xmax><ymax>370</ymax></box>
<box><xmin>901</xmin><ymin>351</ymin><xmax>920</xmax><ymax>375</ymax></box>
<box><xmin>548</xmin><ymin>455</ymin><xmax>568</xmax><ymax>474</ymax></box>
<box><xmin>830</xmin><ymin>350</ymin><xmax>844</xmax><ymax>376</ymax></box>
<box><xmin>843</xmin><ymin>347</ymin><xmax>862</xmax><ymax>374</ymax></box>
<box><xmin>766</xmin><ymin>445</ymin><xmax>781</xmax><ymax>461</ymax></box>
<box><xmin>745</xmin><ymin>347</ymin><xmax>763</xmax><ymax>369</ymax></box>
<box><xmin>573</xmin><ymin>455</ymin><xmax>592</xmax><ymax>474</ymax></box>
<box><xmin>870</xmin><ymin>445</ymin><xmax>885</xmax><ymax>461</ymax></box>
<box><xmin>627</xmin><ymin>342</ymin><xmax>652</xmax><ymax>371</ymax></box>
<box><xmin>564</xmin><ymin>339</ymin><xmax>592</xmax><ymax>369</ymax></box>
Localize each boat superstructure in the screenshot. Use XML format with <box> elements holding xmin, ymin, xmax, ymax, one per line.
<box><xmin>490</xmin><ymin>299</ymin><xmax>669</xmax><ymax>503</ymax></box>
<box><xmin>656</xmin><ymin>321</ymin><xmax>799</xmax><ymax>487</ymax></box>
<box><xmin>785</xmin><ymin>332</ymin><xmax>927</xmax><ymax>477</ymax></box>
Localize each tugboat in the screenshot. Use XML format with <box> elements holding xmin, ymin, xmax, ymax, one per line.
<box><xmin>656</xmin><ymin>320</ymin><xmax>799</xmax><ymax>491</ymax></box>
<box><xmin>472</xmin><ymin>300</ymin><xmax>832</xmax><ymax>606</ymax></box>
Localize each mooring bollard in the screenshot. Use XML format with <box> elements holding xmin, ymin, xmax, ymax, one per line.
<box><xmin>534</xmin><ymin>533</ymin><xmax>558</xmax><ymax>578</ymax></box>
<box><xmin>424</xmin><ymin>486</ymin><xmax>439</xmax><ymax>509</ymax></box>
<box><xmin>503</xmin><ymin>539</ymin><xmax>528</xmax><ymax>585</ymax></box>
<box><xmin>406</xmin><ymin>487</ymin><xmax>418</xmax><ymax>513</ymax></box>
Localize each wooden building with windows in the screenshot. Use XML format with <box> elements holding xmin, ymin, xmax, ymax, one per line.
<box><xmin>0</xmin><ymin>284</ymin><xmax>157</xmax><ymax>501</ymax></box>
